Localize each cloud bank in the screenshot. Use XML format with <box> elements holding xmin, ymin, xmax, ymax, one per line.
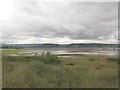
<box><xmin>1</xmin><ymin>1</ymin><xmax>118</xmax><ymax>44</ymax></box>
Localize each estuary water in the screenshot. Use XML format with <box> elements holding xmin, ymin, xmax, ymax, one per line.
<box><xmin>8</xmin><ymin>49</ymin><xmax>118</xmax><ymax>57</ymax></box>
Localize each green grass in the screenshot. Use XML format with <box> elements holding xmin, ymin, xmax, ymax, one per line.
<box><xmin>2</xmin><ymin>49</ymin><xmax>17</xmax><ymax>54</ymax></box>
<box><xmin>2</xmin><ymin>52</ymin><xmax>118</xmax><ymax>88</ymax></box>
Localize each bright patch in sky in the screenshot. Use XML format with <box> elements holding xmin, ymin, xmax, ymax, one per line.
<box><xmin>0</xmin><ymin>0</ymin><xmax>16</xmax><ymax>21</ymax></box>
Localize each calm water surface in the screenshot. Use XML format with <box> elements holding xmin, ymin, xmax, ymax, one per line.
<box><xmin>8</xmin><ymin>49</ymin><xmax>118</xmax><ymax>57</ymax></box>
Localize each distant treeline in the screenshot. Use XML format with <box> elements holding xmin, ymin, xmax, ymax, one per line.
<box><xmin>1</xmin><ymin>43</ymin><xmax>119</xmax><ymax>49</ymax></box>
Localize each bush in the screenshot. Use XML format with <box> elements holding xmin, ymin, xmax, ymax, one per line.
<box><xmin>40</xmin><ymin>51</ymin><xmax>61</xmax><ymax>65</ymax></box>
<box><xmin>107</xmin><ymin>58</ymin><xmax>118</xmax><ymax>63</ymax></box>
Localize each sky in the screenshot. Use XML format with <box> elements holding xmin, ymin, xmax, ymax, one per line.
<box><xmin>0</xmin><ymin>0</ymin><xmax>118</xmax><ymax>44</ymax></box>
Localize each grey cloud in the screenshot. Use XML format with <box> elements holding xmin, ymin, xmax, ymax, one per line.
<box><xmin>1</xmin><ymin>1</ymin><xmax>118</xmax><ymax>44</ymax></box>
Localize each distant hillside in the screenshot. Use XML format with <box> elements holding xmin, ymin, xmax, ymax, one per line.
<box><xmin>1</xmin><ymin>43</ymin><xmax>119</xmax><ymax>49</ymax></box>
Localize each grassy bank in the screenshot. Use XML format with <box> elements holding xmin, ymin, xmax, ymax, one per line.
<box><xmin>2</xmin><ymin>52</ymin><xmax>118</xmax><ymax>88</ymax></box>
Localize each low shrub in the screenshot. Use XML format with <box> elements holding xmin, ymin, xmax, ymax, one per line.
<box><xmin>40</xmin><ymin>51</ymin><xmax>61</xmax><ymax>65</ymax></box>
<box><xmin>107</xmin><ymin>58</ymin><xmax>118</xmax><ymax>63</ymax></box>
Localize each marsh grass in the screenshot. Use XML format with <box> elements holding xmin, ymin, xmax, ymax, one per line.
<box><xmin>2</xmin><ymin>53</ymin><xmax>118</xmax><ymax>88</ymax></box>
<box><xmin>2</xmin><ymin>49</ymin><xmax>17</xmax><ymax>54</ymax></box>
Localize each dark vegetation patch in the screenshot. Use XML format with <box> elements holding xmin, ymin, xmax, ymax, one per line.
<box><xmin>107</xmin><ymin>57</ymin><xmax>118</xmax><ymax>63</ymax></box>
<box><xmin>3</xmin><ymin>52</ymin><xmax>61</xmax><ymax>65</ymax></box>
<box><xmin>66</xmin><ymin>63</ymin><xmax>74</xmax><ymax>66</ymax></box>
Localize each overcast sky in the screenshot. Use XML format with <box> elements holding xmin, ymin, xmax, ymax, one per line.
<box><xmin>0</xmin><ymin>0</ymin><xmax>118</xmax><ymax>44</ymax></box>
